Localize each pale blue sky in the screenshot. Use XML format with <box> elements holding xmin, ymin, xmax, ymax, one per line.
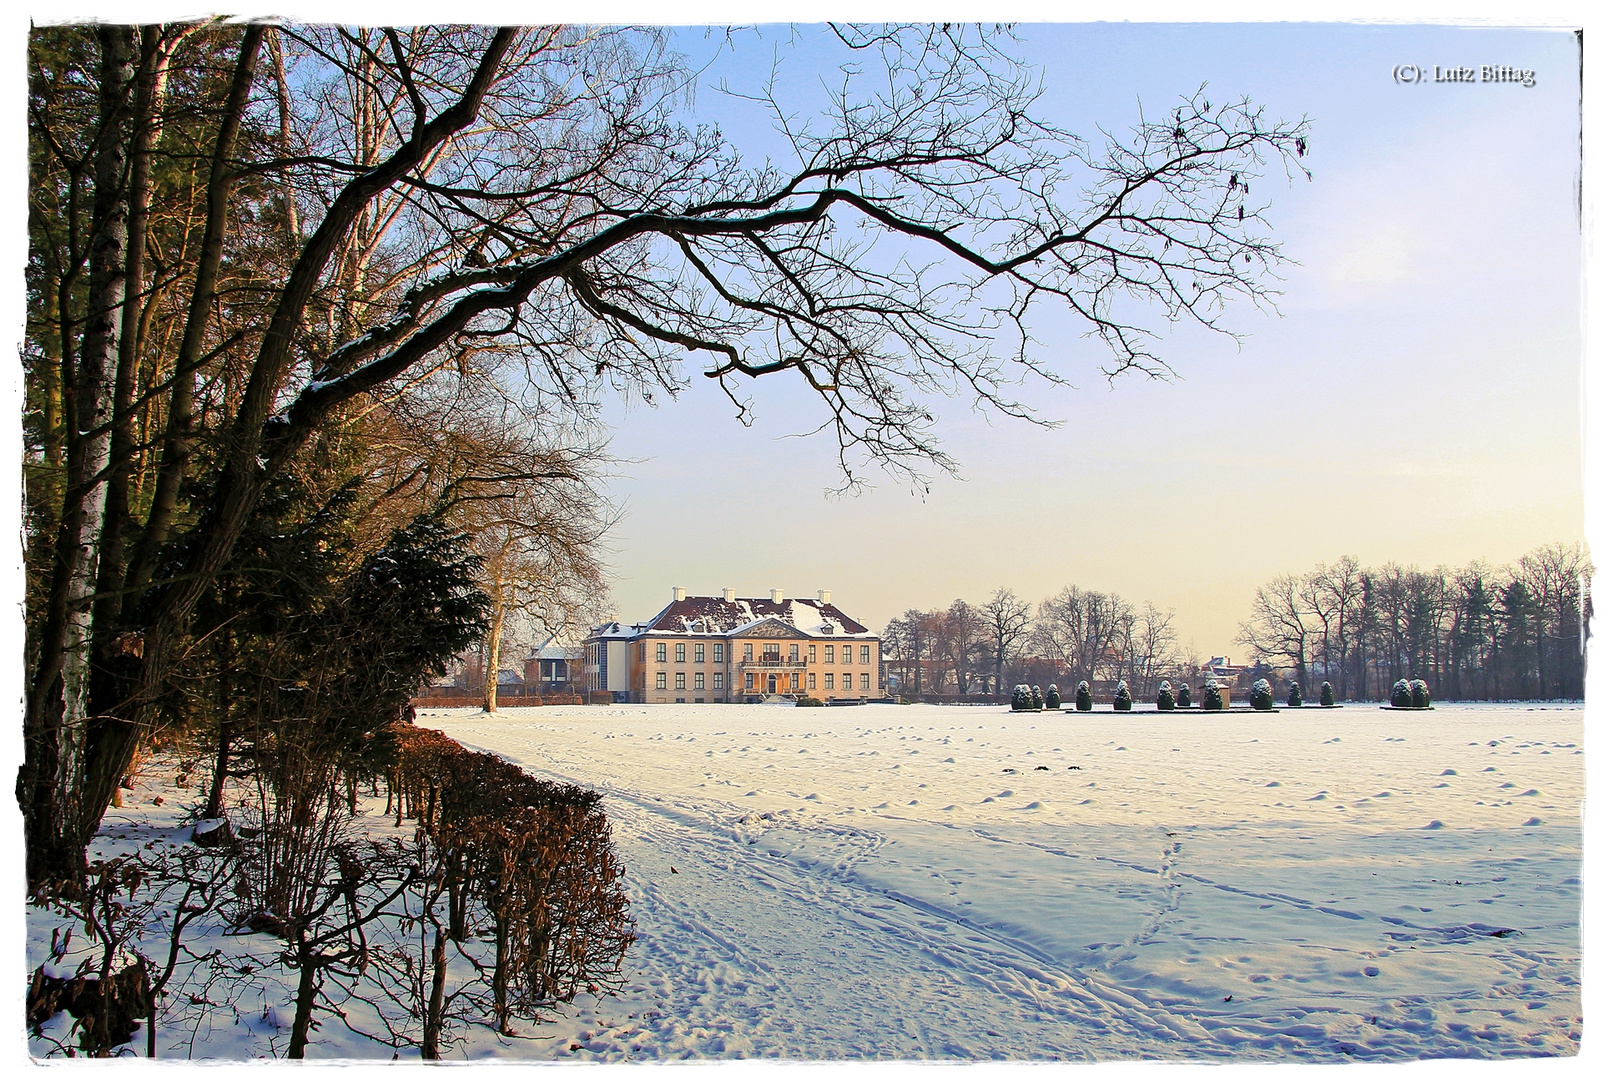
<box><xmin>590</xmin><ymin>22</ymin><xmax>1584</xmax><ymax>653</ymax></box>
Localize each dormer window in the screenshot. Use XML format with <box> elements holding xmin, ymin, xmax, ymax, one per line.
<box><xmin>821</xmin><ymin>625</ymin><xmax>834</xmax><ymax>634</ymax></box>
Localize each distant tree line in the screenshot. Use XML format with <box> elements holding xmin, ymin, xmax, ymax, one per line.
<box><xmin>883</xmin><ymin>586</ymin><xmax>1194</xmax><ymax>702</ymax></box>
<box><xmin>1236</xmin><ymin>543</ymin><xmax>1591</xmax><ymax>701</ymax></box>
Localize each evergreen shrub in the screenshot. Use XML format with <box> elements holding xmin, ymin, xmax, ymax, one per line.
<box><xmin>1044</xmin><ymin>684</ymin><xmax>1061</xmax><ymax>709</ymax></box>
<box><xmin>1410</xmin><ymin>679</ymin><xmax>1431</xmax><ymax>708</ymax></box>
<box><xmin>1319</xmin><ymin>681</ymin><xmax>1335</xmax><ymax>707</ymax></box>
<box><xmin>1250</xmin><ymin>678</ymin><xmax>1274</xmax><ymax>710</ymax></box>
<box><xmin>1075</xmin><ymin>681</ymin><xmax>1093</xmax><ymax>711</ymax></box>
<box><xmin>1176</xmin><ymin>683</ymin><xmax>1192</xmax><ymax>708</ymax></box>
<box><xmin>1113</xmin><ymin>680</ymin><xmax>1132</xmax><ymax>711</ymax></box>
<box><xmin>1391</xmin><ymin>679</ymin><xmax>1412</xmax><ymax>708</ymax></box>
<box><xmin>1203</xmin><ymin>681</ymin><xmax>1224</xmax><ymax>711</ymax></box>
<box><xmin>1287</xmin><ymin>682</ymin><xmax>1303</xmax><ymax>708</ymax></box>
<box><xmin>1012</xmin><ymin>685</ymin><xmax>1033</xmax><ymax>711</ymax></box>
<box><xmin>1031</xmin><ymin>685</ymin><xmax>1044</xmax><ymax>710</ymax></box>
<box><xmin>1157</xmin><ymin>680</ymin><xmax>1175</xmax><ymax>711</ymax></box>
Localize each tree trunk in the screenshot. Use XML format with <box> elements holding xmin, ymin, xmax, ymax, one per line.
<box><xmin>422</xmin><ymin>926</ymin><xmax>447</xmax><ymax>1058</ymax></box>
<box><xmin>20</xmin><ymin>25</ymin><xmax>136</xmax><ymax>888</ymax></box>
<box><xmin>483</xmin><ymin>600</ymin><xmax>505</xmax><ymax>713</ymax></box>
<box><xmin>287</xmin><ymin>946</ymin><xmax>319</xmax><ymax>1059</ymax></box>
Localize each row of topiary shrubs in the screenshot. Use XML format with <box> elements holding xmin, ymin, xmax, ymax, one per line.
<box><xmin>387</xmin><ymin>724</ymin><xmax>634</xmax><ymax>1026</ymax></box>
<box><xmin>1012</xmin><ymin>678</ymin><xmax>1347</xmax><ymax>712</ymax></box>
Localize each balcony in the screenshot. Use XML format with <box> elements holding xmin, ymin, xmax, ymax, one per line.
<box><xmin>739</xmin><ymin>656</ymin><xmax>807</xmax><ymax>672</ymax></box>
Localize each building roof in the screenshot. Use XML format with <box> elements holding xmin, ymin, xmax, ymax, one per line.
<box><xmin>643</xmin><ymin>595</ymin><xmax>874</xmax><ymax>638</ymax></box>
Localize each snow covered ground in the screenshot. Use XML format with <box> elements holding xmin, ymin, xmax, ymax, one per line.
<box><xmin>23</xmin><ymin>700</ymin><xmax>1585</xmax><ymax>1063</ymax></box>
<box><xmin>426</xmin><ymin>701</ymin><xmax>1584</xmax><ymax>1062</ymax></box>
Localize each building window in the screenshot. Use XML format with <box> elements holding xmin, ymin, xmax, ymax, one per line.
<box><xmin>713</xmin><ymin>673</ymin><xmax>724</xmax><ymax>690</ymax></box>
<box><xmin>655</xmin><ymin>672</ymin><xmax>666</xmax><ymax>690</ymax></box>
<box><xmin>789</xmin><ymin>644</ymin><xmax>799</xmax><ymax>662</ymax></box>
<box><xmin>695</xmin><ymin>643</ymin><xmax>705</xmax><ymax>663</ymax></box>
<box><xmin>824</xmin><ymin>644</ymin><xmax>835</xmax><ymax>663</ymax></box>
<box><xmin>843</xmin><ymin>671</ymin><xmax>851</xmax><ymax>689</ymax></box>
<box><xmin>808</xmin><ymin>673</ymin><xmax>816</xmax><ymax>690</ymax></box>
<box><xmin>861</xmin><ymin>645</ymin><xmax>871</xmax><ymax>665</ymax></box>
<box><xmin>695</xmin><ymin>672</ymin><xmax>705</xmax><ymax>690</ymax></box>
<box><xmin>763</xmin><ymin>643</ymin><xmax>780</xmax><ymax>660</ymax></box>
<box><xmin>675</xmin><ymin>642</ymin><xmax>686</xmax><ymax>663</ymax></box>
<box><xmin>789</xmin><ymin>672</ymin><xmax>799</xmax><ymax>690</ymax></box>
<box><xmin>655</xmin><ymin>643</ymin><xmax>666</xmax><ymax>663</ymax></box>
<box><xmin>714</xmin><ymin>643</ymin><xmax>724</xmax><ymax>663</ymax></box>
<box><xmin>743</xmin><ymin>643</ymin><xmax>753</xmax><ymax>661</ymax></box>
<box><xmin>861</xmin><ymin>672</ymin><xmax>871</xmax><ymax>691</ymax></box>
<box><xmin>675</xmin><ymin>672</ymin><xmax>686</xmax><ymax>690</ymax></box>
<box><xmin>808</xmin><ymin>644</ymin><xmax>817</xmax><ymax>662</ymax></box>
<box><xmin>745</xmin><ymin>672</ymin><xmax>755</xmax><ymax>689</ymax></box>
<box><xmin>824</xmin><ymin>673</ymin><xmax>834</xmax><ymax>690</ymax></box>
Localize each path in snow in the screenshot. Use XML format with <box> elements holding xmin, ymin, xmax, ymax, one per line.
<box><xmin>425</xmin><ymin>702</ymin><xmax>1582</xmax><ymax>1061</ymax></box>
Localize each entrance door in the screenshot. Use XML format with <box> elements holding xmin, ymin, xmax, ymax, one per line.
<box><xmin>767</xmin><ymin>674</ymin><xmax>777</xmax><ymax>694</ymax></box>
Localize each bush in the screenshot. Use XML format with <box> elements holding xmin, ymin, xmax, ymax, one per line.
<box><xmin>1044</xmin><ymin>684</ymin><xmax>1061</xmax><ymax>710</ymax></box>
<box><xmin>1410</xmin><ymin>679</ymin><xmax>1431</xmax><ymax>708</ymax></box>
<box><xmin>1113</xmin><ymin>680</ymin><xmax>1132</xmax><ymax>711</ymax></box>
<box><xmin>1030</xmin><ymin>685</ymin><xmax>1044</xmax><ymax>710</ymax></box>
<box><xmin>1202</xmin><ymin>681</ymin><xmax>1223</xmax><ymax>711</ymax></box>
<box><xmin>1319</xmin><ymin>681</ymin><xmax>1335</xmax><ymax>707</ymax></box>
<box><xmin>1176</xmin><ymin>683</ymin><xmax>1192</xmax><ymax>708</ymax></box>
<box><xmin>1075</xmin><ymin>681</ymin><xmax>1092</xmax><ymax>712</ymax></box>
<box><xmin>1157</xmin><ymin>680</ymin><xmax>1175</xmax><ymax>711</ymax></box>
<box><xmin>1011</xmin><ymin>684</ymin><xmax>1033</xmax><ymax>711</ymax></box>
<box><xmin>1391</xmin><ymin>679</ymin><xmax>1412</xmax><ymax>708</ymax></box>
<box><xmin>1286</xmin><ymin>682</ymin><xmax>1303</xmax><ymax>708</ymax></box>
<box><xmin>1249</xmin><ymin>678</ymin><xmax>1274</xmax><ymax>710</ymax></box>
<box><xmin>796</xmin><ymin>696</ymin><xmax>824</xmax><ymax>707</ymax></box>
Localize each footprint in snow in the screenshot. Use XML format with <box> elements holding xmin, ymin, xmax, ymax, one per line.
<box><xmin>1424</xmin><ymin>820</ymin><xmax>1445</xmax><ymax>830</ymax></box>
<box><xmin>1306</xmin><ymin>792</ymin><xmax>1328</xmax><ymax>801</ymax></box>
<box><xmin>1522</xmin><ymin>817</ymin><xmax>1543</xmax><ymax>826</ymax></box>
<box><xmin>1441</xmin><ymin>769</ymin><xmax>1457</xmax><ymax>776</ymax></box>
<box><xmin>998</xmin><ymin>790</ymin><xmax>1014</xmax><ymax>797</ymax></box>
<box><xmin>1022</xmin><ymin>801</ymin><xmax>1044</xmax><ymax>809</ymax></box>
<box><xmin>1035</xmin><ymin>765</ymin><xmax>1049</xmax><ymax>771</ymax></box>
<box><xmin>804</xmin><ymin>793</ymin><xmax>820</xmax><ymax>800</ymax></box>
<box><xmin>1266</xmin><ymin>781</ymin><xmax>1281</xmax><ymax>787</ymax></box>
<box><xmin>1517</xmin><ymin>789</ymin><xmax>1540</xmax><ymax>797</ymax></box>
<box><xmin>943</xmin><ymin>757</ymin><xmax>956</xmax><ymax>763</ymax></box>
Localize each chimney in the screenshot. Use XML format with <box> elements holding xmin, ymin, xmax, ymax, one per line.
<box><xmin>672</xmin><ymin>586</ymin><xmax>686</xmax><ymax>602</ymax></box>
<box><xmin>817</xmin><ymin>589</ymin><xmax>831</xmax><ymax>605</ymax></box>
<box><xmin>770</xmin><ymin>589</ymin><xmax>784</xmax><ymax>604</ymax></box>
<box><xmin>723</xmin><ymin>588</ymin><xmax>736</xmax><ymax>603</ymax></box>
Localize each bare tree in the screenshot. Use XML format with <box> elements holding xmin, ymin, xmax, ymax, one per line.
<box><xmin>24</xmin><ymin>22</ymin><xmax>1310</xmax><ymax>882</ymax></box>
<box><xmin>1236</xmin><ymin>573</ymin><xmax>1311</xmax><ymax>688</ymax></box>
<box><xmin>979</xmin><ymin>587</ymin><xmax>1032</xmax><ymax>695</ymax></box>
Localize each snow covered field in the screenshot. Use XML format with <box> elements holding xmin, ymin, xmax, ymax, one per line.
<box><xmin>424</xmin><ymin>701</ymin><xmax>1584</xmax><ymax>1062</ymax></box>
<box><xmin>24</xmin><ymin>700</ymin><xmax>1584</xmax><ymax>1062</ymax></box>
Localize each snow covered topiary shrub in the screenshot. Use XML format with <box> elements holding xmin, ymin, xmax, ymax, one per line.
<box><xmin>1287</xmin><ymin>682</ymin><xmax>1303</xmax><ymax>708</ymax></box>
<box><xmin>1176</xmin><ymin>683</ymin><xmax>1192</xmax><ymax>708</ymax></box>
<box><xmin>796</xmin><ymin>696</ymin><xmax>824</xmax><ymax>707</ymax></box>
<box><xmin>1249</xmin><ymin>678</ymin><xmax>1274</xmax><ymax>710</ymax></box>
<box><xmin>1319</xmin><ymin>681</ymin><xmax>1335</xmax><ymax>707</ymax></box>
<box><xmin>1391</xmin><ymin>679</ymin><xmax>1412</xmax><ymax>708</ymax></box>
<box><xmin>1012</xmin><ymin>684</ymin><xmax>1033</xmax><ymax>711</ymax></box>
<box><xmin>1044</xmin><ymin>684</ymin><xmax>1061</xmax><ymax>710</ymax></box>
<box><xmin>1075</xmin><ymin>681</ymin><xmax>1093</xmax><ymax>711</ymax></box>
<box><xmin>1031</xmin><ymin>685</ymin><xmax>1044</xmax><ymax>710</ymax></box>
<box><xmin>1113</xmin><ymin>680</ymin><xmax>1132</xmax><ymax>711</ymax></box>
<box><xmin>1157</xmin><ymin>680</ymin><xmax>1175</xmax><ymax>711</ymax></box>
<box><xmin>1410</xmin><ymin>679</ymin><xmax>1431</xmax><ymax>708</ymax></box>
<box><xmin>1203</xmin><ymin>681</ymin><xmax>1224</xmax><ymax>711</ymax></box>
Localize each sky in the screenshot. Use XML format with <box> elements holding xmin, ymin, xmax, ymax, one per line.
<box><xmin>0</xmin><ymin>6</ymin><xmax>1594</xmax><ymax>664</ymax></box>
<box><xmin>578</xmin><ymin>20</ymin><xmax>1586</xmax><ymax>656</ymax></box>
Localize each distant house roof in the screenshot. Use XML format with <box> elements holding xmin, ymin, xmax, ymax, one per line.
<box><xmin>529</xmin><ymin>636</ymin><xmax>583</xmax><ymax>661</ymax></box>
<box><xmin>588</xmin><ymin>620</ymin><xmax>646</xmax><ymax>640</ymax></box>
<box><xmin>643</xmin><ymin>595</ymin><xmax>873</xmax><ymax>638</ymax></box>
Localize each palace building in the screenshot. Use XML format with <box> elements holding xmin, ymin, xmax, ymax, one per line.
<box><xmin>582</xmin><ymin>588</ymin><xmax>883</xmax><ymax>703</ymax></box>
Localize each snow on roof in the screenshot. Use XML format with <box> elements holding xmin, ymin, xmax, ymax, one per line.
<box><xmin>639</xmin><ymin>595</ymin><xmax>873</xmax><ymax>637</ymax></box>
